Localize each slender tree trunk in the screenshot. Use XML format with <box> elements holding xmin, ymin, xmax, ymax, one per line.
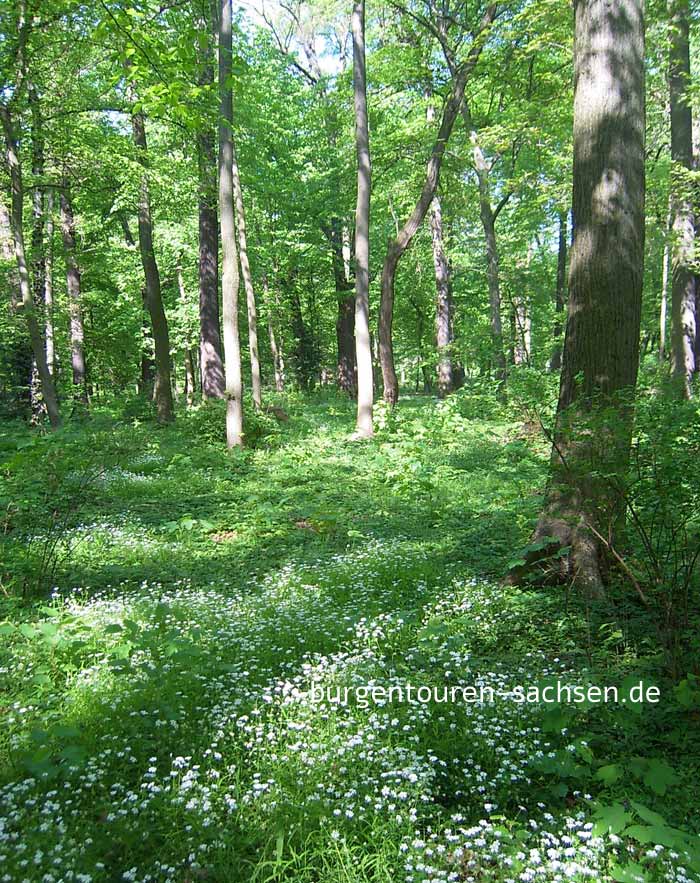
<box><xmin>660</xmin><ymin>204</ymin><xmax>672</xmax><ymax>362</ymax></box>
<box><xmin>378</xmin><ymin>5</ymin><xmax>496</xmax><ymax>406</ymax></box>
<box><xmin>176</xmin><ymin>260</ymin><xmax>196</xmax><ymax>407</ymax></box>
<box><xmin>668</xmin><ymin>0</ymin><xmax>695</xmax><ymax>397</ymax></box>
<box><xmin>430</xmin><ymin>194</ymin><xmax>453</xmax><ymax>397</ymax></box>
<box><xmin>197</xmin><ymin>4</ymin><xmax>225</xmax><ymax>400</ymax></box>
<box><xmin>462</xmin><ymin>104</ymin><xmax>507</xmax><ymax>383</ymax></box>
<box><xmin>131</xmin><ymin>110</ymin><xmax>174</xmax><ymax>423</ymax></box>
<box><xmin>0</xmin><ymin>105</ymin><xmax>60</xmax><ymax>428</ymax></box>
<box><xmin>231</xmin><ymin>143</ymin><xmax>262</xmax><ymax>409</ymax></box>
<box><xmin>510</xmin><ymin>0</ymin><xmax>645</xmax><ymax>597</ymax></box>
<box><xmin>352</xmin><ymin>0</ymin><xmax>374</xmax><ymax>436</ymax></box>
<box><xmin>198</xmin><ymin>130</ymin><xmax>225</xmax><ymax>399</ymax></box>
<box><xmin>329</xmin><ymin>219</ymin><xmax>357</xmax><ymax>395</ymax></box>
<box><xmin>59</xmin><ymin>189</ymin><xmax>88</xmax><ymax>405</ymax></box>
<box><xmin>550</xmin><ymin>211</ymin><xmax>567</xmax><ymax>371</ymax></box>
<box><xmin>264</xmin><ymin>275</ymin><xmax>285</xmax><ymax>391</ymax></box>
<box><xmin>219</xmin><ymin>0</ymin><xmax>244</xmax><ymax>447</ymax></box>
<box><xmin>45</xmin><ymin>191</ymin><xmax>55</xmax><ymax>375</ymax></box>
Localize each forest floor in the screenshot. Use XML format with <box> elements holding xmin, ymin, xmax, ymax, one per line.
<box><xmin>0</xmin><ymin>392</ymin><xmax>698</xmax><ymax>883</ymax></box>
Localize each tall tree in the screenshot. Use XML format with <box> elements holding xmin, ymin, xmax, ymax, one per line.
<box><xmin>197</xmin><ymin>2</ymin><xmax>225</xmax><ymax>400</ymax></box>
<box><xmin>550</xmin><ymin>211</ymin><xmax>567</xmax><ymax>371</ymax></box>
<box><xmin>668</xmin><ymin>0</ymin><xmax>695</xmax><ymax>397</ymax></box>
<box><xmin>430</xmin><ymin>194</ymin><xmax>453</xmax><ymax>396</ymax></box>
<box><xmin>131</xmin><ymin>108</ymin><xmax>174</xmax><ymax>423</ymax></box>
<box><xmin>231</xmin><ymin>143</ymin><xmax>263</xmax><ymax>410</ymax></box>
<box><xmin>219</xmin><ymin>0</ymin><xmax>244</xmax><ymax>447</ymax></box>
<box><xmin>0</xmin><ymin>105</ymin><xmax>61</xmax><ymax>428</ymax></box>
<box><xmin>510</xmin><ymin>0</ymin><xmax>646</xmax><ymax>596</ymax></box>
<box><xmin>352</xmin><ymin>0</ymin><xmax>373</xmax><ymax>436</ymax></box>
<box><xmin>59</xmin><ymin>189</ymin><xmax>88</xmax><ymax>405</ymax></box>
<box><xmin>377</xmin><ymin>4</ymin><xmax>497</xmax><ymax>406</ymax></box>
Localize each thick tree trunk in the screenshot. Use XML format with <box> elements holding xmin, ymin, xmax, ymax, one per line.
<box><xmin>352</xmin><ymin>0</ymin><xmax>374</xmax><ymax>436</ymax></box>
<box><xmin>510</xmin><ymin>0</ymin><xmax>645</xmax><ymax>597</ymax></box>
<box><xmin>668</xmin><ymin>0</ymin><xmax>695</xmax><ymax>397</ymax></box>
<box><xmin>550</xmin><ymin>211</ymin><xmax>567</xmax><ymax>371</ymax></box>
<box><xmin>59</xmin><ymin>190</ymin><xmax>88</xmax><ymax>405</ymax></box>
<box><xmin>131</xmin><ymin>110</ymin><xmax>174</xmax><ymax>423</ymax></box>
<box><xmin>0</xmin><ymin>105</ymin><xmax>60</xmax><ymax>428</ymax></box>
<box><xmin>231</xmin><ymin>142</ymin><xmax>262</xmax><ymax>410</ymax></box>
<box><xmin>430</xmin><ymin>194</ymin><xmax>453</xmax><ymax>397</ymax></box>
<box><xmin>198</xmin><ymin>130</ymin><xmax>225</xmax><ymax>399</ymax></box>
<box><xmin>219</xmin><ymin>0</ymin><xmax>244</xmax><ymax>447</ymax></box>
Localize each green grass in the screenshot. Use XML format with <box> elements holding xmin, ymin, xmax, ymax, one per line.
<box><xmin>0</xmin><ymin>392</ymin><xmax>698</xmax><ymax>883</ymax></box>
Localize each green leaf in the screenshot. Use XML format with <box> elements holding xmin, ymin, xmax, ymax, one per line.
<box><xmin>643</xmin><ymin>759</ymin><xmax>679</xmax><ymax>795</ymax></box>
<box><xmin>593</xmin><ymin>803</ymin><xmax>633</xmax><ymax>836</ymax></box>
<box><xmin>630</xmin><ymin>801</ymin><xmax>667</xmax><ymax>827</ymax></box>
<box><xmin>610</xmin><ymin>862</ymin><xmax>649</xmax><ymax>883</ymax></box>
<box><xmin>595</xmin><ymin>763</ymin><xmax>622</xmax><ymax>784</ymax></box>
<box><xmin>0</xmin><ymin>622</ymin><xmax>16</xmax><ymax>635</ymax></box>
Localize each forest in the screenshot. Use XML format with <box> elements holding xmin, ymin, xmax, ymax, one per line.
<box><xmin>1</xmin><ymin>0</ymin><xmax>700</xmax><ymax>880</ymax></box>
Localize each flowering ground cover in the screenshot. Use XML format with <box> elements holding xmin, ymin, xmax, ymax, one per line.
<box><xmin>1</xmin><ymin>393</ymin><xmax>699</xmax><ymax>882</ymax></box>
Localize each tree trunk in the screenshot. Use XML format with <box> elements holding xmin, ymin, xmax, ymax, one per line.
<box><xmin>176</xmin><ymin>260</ymin><xmax>196</xmax><ymax>407</ymax></box>
<box><xmin>668</xmin><ymin>0</ymin><xmax>695</xmax><ymax>397</ymax></box>
<box><xmin>378</xmin><ymin>5</ymin><xmax>496</xmax><ymax>407</ymax></box>
<box><xmin>231</xmin><ymin>141</ymin><xmax>262</xmax><ymax>410</ymax></box>
<box><xmin>430</xmin><ymin>194</ymin><xmax>454</xmax><ymax>397</ymax></box>
<box><xmin>219</xmin><ymin>0</ymin><xmax>244</xmax><ymax>447</ymax></box>
<box><xmin>59</xmin><ymin>190</ymin><xmax>88</xmax><ymax>405</ymax></box>
<box><xmin>352</xmin><ymin>0</ymin><xmax>374</xmax><ymax>436</ymax></box>
<box><xmin>550</xmin><ymin>211</ymin><xmax>567</xmax><ymax>371</ymax></box>
<box><xmin>198</xmin><ymin>129</ymin><xmax>225</xmax><ymax>399</ymax></box>
<box><xmin>0</xmin><ymin>105</ymin><xmax>60</xmax><ymax>428</ymax></box>
<box><xmin>509</xmin><ymin>0</ymin><xmax>645</xmax><ymax>598</ymax></box>
<box><xmin>659</xmin><ymin>203</ymin><xmax>671</xmax><ymax>363</ymax></box>
<box><xmin>197</xmin><ymin>4</ymin><xmax>225</xmax><ymax>400</ymax></box>
<box><xmin>131</xmin><ymin>110</ymin><xmax>174</xmax><ymax>423</ymax></box>
<box><xmin>328</xmin><ymin>219</ymin><xmax>357</xmax><ymax>395</ymax></box>
<box><xmin>45</xmin><ymin>191</ymin><xmax>55</xmax><ymax>375</ymax></box>
<box><xmin>462</xmin><ymin>103</ymin><xmax>507</xmax><ymax>383</ymax></box>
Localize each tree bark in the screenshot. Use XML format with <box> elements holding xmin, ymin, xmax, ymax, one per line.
<box><xmin>509</xmin><ymin>0</ymin><xmax>645</xmax><ymax>597</ymax></box>
<box><xmin>131</xmin><ymin>110</ymin><xmax>174</xmax><ymax>423</ymax></box>
<box><xmin>660</xmin><ymin>203</ymin><xmax>672</xmax><ymax>362</ymax></box>
<box><xmin>352</xmin><ymin>0</ymin><xmax>374</xmax><ymax>436</ymax></box>
<box><xmin>198</xmin><ymin>129</ymin><xmax>225</xmax><ymax>399</ymax></box>
<box><xmin>0</xmin><ymin>105</ymin><xmax>60</xmax><ymax>428</ymax></box>
<box><xmin>378</xmin><ymin>4</ymin><xmax>496</xmax><ymax>406</ymax></box>
<box><xmin>328</xmin><ymin>219</ymin><xmax>357</xmax><ymax>395</ymax></box>
<box><xmin>550</xmin><ymin>211</ymin><xmax>567</xmax><ymax>371</ymax></box>
<box><xmin>197</xmin><ymin>4</ymin><xmax>225</xmax><ymax>400</ymax></box>
<box><xmin>668</xmin><ymin>0</ymin><xmax>695</xmax><ymax>397</ymax></box>
<box><xmin>219</xmin><ymin>0</ymin><xmax>244</xmax><ymax>447</ymax></box>
<box><xmin>430</xmin><ymin>194</ymin><xmax>454</xmax><ymax>397</ymax></box>
<box><xmin>45</xmin><ymin>190</ymin><xmax>55</xmax><ymax>375</ymax></box>
<box><xmin>231</xmin><ymin>141</ymin><xmax>262</xmax><ymax>410</ymax></box>
<box><xmin>59</xmin><ymin>189</ymin><xmax>88</xmax><ymax>405</ymax></box>
<box><xmin>461</xmin><ymin>103</ymin><xmax>507</xmax><ymax>383</ymax></box>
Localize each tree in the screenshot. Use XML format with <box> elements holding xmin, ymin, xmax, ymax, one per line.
<box><xmin>430</xmin><ymin>193</ymin><xmax>453</xmax><ymax>396</ymax></box>
<box><xmin>197</xmin><ymin>2</ymin><xmax>225</xmax><ymax>400</ymax></box>
<box><xmin>550</xmin><ymin>211</ymin><xmax>567</xmax><ymax>371</ymax></box>
<box><xmin>232</xmin><ymin>140</ymin><xmax>263</xmax><ymax>411</ymax></box>
<box><xmin>377</xmin><ymin>3</ymin><xmax>497</xmax><ymax>406</ymax></box>
<box><xmin>352</xmin><ymin>0</ymin><xmax>373</xmax><ymax>437</ymax></box>
<box><xmin>668</xmin><ymin>0</ymin><xmax>695</xmax><ymax>397</ymax></box>
<box><xmin>59</xmin><ymin>189</ymin><xmax>87</xmax><ymax>405</ymax></box>
<box><xmin>131</xmin><ymin>108</ymin><xmax>174</xmax><ymax>423</ymax></box>
<box><xmin>219</xmin><ymin>0</ymin><xmax>244</xmax><ymax>447</ymax></box>
<box><xmin>510</xmin><ymin>0</ymin><xmax>646</xmax><ymax>596</ymax></box>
